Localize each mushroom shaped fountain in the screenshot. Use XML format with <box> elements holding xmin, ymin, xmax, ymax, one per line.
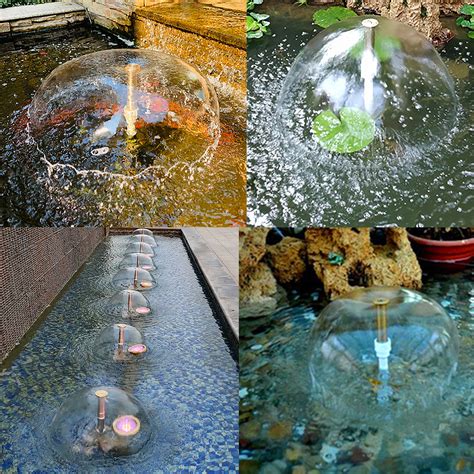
<box><xmin>125</xmin><ymin>241</ymin><xmax>154</xmax><ymax>257</ymax></box>
<box><xmin>129</xmin><ymin>234</ymin><xmax>157</xmax><ymax>248</ymax></box>
<box><xmin>277</xmin><ymin>16</ymin><xmax>456</xmax><ymax>157</ymax></box>
<box><xmin>308</xmin><ymin>287</ymin><xmax>459</xmax><ymax>423</ymax></box>
<box><xmin>49</xmin><ymin>386</ymin><xmax>151</xmax><ymax>462</ymax></box>
<box><xmin>107</xmin><ymin>289</ymin><xmax>152</xmax><ymax>317</ymax></box>
<box><xmin>94</xmin><ymin>323</ymin><xmax>147</xmax><ymax>361</ymax></box>
<box><xmin>120</xmin><ymin>253</ymin><xmax>155</xmax><ymax>271</ymax></box>
<box><xmin>29</xmin><ymin>49</ymin><xmax>220</xmax><ymax>175</ymax></box>
<box><xmin>112</xmin><ymin>267</ymin><xmax>155</xmax><ymax>290</ymax></box>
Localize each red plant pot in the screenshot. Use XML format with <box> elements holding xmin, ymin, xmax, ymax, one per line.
<box><xmin>408</xmin><ymin>232</ymin><xmax>474</xmax><ymax>272</ymax></box>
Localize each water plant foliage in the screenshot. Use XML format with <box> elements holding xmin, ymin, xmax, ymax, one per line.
<box><xmin>312</xmin><ymin>6</ymin><xmax>357</xmax><ymax>28</ymax></box>
<box><xmin>312</xmin><ymin>107</ymin><xmax>375</xmax><ymax>153</ymax></box>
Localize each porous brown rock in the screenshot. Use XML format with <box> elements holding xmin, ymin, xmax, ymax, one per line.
<box><xmin>305</xmin><ymin>228</ymin><xmax>421</xmax><ymax>299</ymax></box>
<box><xmin>266</xmin><ymin>237</ymin><xmax>307</xmax><ymax>285</ymax></box>
<box><xmin>346</xmin><ymin>0</ymin><xmax>460</xmax><ymax>41</ymax></box>
<box><xmin>239</xmin><ymin>228</ymin><xmax>279</xmax><ymax>315</ymax></box>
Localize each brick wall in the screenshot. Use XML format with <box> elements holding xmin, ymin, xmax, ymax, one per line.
<box><xmin>0</xmin><ymin>228</ymin><xmax>105</xmax><ymax>361</ymax></box>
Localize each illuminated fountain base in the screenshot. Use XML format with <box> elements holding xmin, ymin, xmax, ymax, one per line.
<box><xmin>308</xmin><ymin>287</ymin><xmax>459</xmax><ymax>423</ymax></box>
<box><xmin>49</xmin><ymin>387</ymin><xmax>151</xmax><ymax>462</ymax></box>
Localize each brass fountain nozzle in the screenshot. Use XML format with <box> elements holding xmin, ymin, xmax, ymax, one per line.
<box><xmin>95</xmin><ymin>389</ymin><xmax>108</xmax><ymax>433</ymax></box>
<box><xmin>117</xmin><ymin>323</ymin><xmax>126</xmax><ymax>347</ymax></box>
<box><xmin>373</xmin><ymin>298</ymin><xmax>389</xmax><ymax>343</ymax></box>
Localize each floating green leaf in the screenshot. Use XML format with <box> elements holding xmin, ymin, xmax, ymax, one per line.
<box><xmin>350</xmin><ymin>34</ymin><xmax>401</xmax><ymax>62</ymax></box>
<box><xmin>312</xmin><ymin>107</ymin><xmax>375</xmax><ymax>154</ymax></box>
<box><xmin>312</xmin><ymin>7</ymin><xmax>357</xmax><ymax>28</ymax></box>
<box><xmin>328</xmin><ymin>252</ymin><xmax>344</xmax><ymax>265</ymax></box>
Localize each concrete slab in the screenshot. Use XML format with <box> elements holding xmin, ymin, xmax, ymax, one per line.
<box><xmin>0</xmin><ymin>2</ymin><xmax>84</xmax><ymax>22</ymax></box>
<box><xmin>182</xmin><ymin>228</ymin><xmax>239</xmax><ymax>340</ymax></box>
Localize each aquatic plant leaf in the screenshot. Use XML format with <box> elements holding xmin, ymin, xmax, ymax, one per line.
<box><xmin>328</xmin><ymin>252</ymin><xmax>344</xmax><ymax>265</ymax></box>
<box><xmin>312</xmin><ymin>107</ymin><xmax>375</xmax><ymax>153</ymax></box>
<box><xmin>460</xmin><ymin>4</ymin><xmax>474</xmax><ymax>16</ymax></box>
<box><xmin>313</xmin><ymin>7</ymin><xmax>357</xmax><ymax>28</ymax></box>
<box><xmin>468</xmin><ymin>31</ymin><xmax>474</xmax><ymax>38</ymax></box>
<box><xmin>246</xmin><ymin>15</ymin><xmax>260</xmax><ymax>31</ymax></box>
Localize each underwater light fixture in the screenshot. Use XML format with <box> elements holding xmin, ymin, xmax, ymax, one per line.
<box><xmin>128</xmin><ymin>344</ymin><xmax>148</xmax><ymax>355</ymax></box>
<box><xmin>113</xmin><ymin>415</ymin><xmax>141</xmax><ymax>436</ymax></box>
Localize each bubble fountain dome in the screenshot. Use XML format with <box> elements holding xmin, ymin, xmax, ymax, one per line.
<box><xmin>93</xmin><ymin>323</ymin><xmax>147</xmax><ymax>361</ymax></box>
<box><xmin>130</xmin><ymin>234</ymin><xmax>157</xmax><ymax>247</ymax></box>
<box><xmin>49</xmin><ymin>386</ymin><xmax>151</xmax><ymax>462</ymax></box>
<box><xmin>29</xmin><ymin>49</ymin><xmax>220</xmax><ymax>174</ymax></box>
<box><xmin>108</xmin><ymin>289</ymin><xmax>152</xmax><ymax>317</ymax></box>
<box><xmin>120</xmin><ymin>253</ymin><xmax>155</xmax><ymax>271</ymax></box>
<box><xmin>308</xmin><ymin>287</ymin><xmax>459</xmax><ymax>423</ymax></box>
<box><xmin>277</xmin><ymin>16</ymin><xmax>457</xmax><ymax>156</ymax></box>
<box><xmin>113</xmin><ymin>267</ymin><xmax>156</xmax><ymax>290</ymax></box>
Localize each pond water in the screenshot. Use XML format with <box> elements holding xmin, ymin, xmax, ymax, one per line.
<box><xmin>0</xmin><ymin>234</ymin><xmax>238</xmax><ymax>472</ymax></box>
<box><xmin>0</xmin><ymin>25</ymin><xmax>245</xmax><ymax>226</ymax></box>
<box><xmin>247</xmin><ymin>4</ymin><xmax>473</xmax><ymax>227</ymax></box>
<box><xmin>240</xmin><ymin>267</ymin><xmax>474</xmax><ymax>473</ymax></box>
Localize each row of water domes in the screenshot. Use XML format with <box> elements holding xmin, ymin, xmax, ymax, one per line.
<box><xmin>50</xmin><ymin>229</ymin><xmax>159</xmax><ymax>462</ymax></box>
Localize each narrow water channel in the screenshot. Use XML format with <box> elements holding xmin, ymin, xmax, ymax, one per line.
<box><xmin>0</xmin><ymin>234</ymin><xmax>238</xmax><ymax>472</ymax></box>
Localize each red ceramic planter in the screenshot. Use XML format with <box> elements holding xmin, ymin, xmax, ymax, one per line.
<box><xmin>408</xmin><ymin>232</ymin><xmax>474</xmax><ymax>272</ymax></box>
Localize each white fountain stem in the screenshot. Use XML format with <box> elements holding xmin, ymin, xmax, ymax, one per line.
<box><xmin>374</xmin><ymin>337</ymin><xmax>391</xmax><ymax>371</ymax></box>
<box><xmin>361</xmin><ymin>19</ymin><xmax>379</xmax><ymax>116</ymax></box>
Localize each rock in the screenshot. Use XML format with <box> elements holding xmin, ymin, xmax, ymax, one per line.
<box><xmin>285</xmin><ymin>444</ymin><xmax>303</xmax><ymax>461</ymax></box>
<box><xmin>268</xmin><ymin>421</ymin><xmax>293</xmax><ymax>441</ymax></box>
<box><xmin>337</xmin><ymin>446</ymin><xmax>371</xmax><ymax>465</ymax></box>
<box><xmin>240</xmin><ymin>262</ymin><xmax>279</xmax><ymax>316</ymax></box>
<box><xmin>239</xmin><ymin>227</ymin><xmax>269</xmax><ymax>284</ymax></box>
<box><xmin>292</xmin><ymin>466</ymin><xmax>307</xmax><ymax>474</ymax></box>
<box><xmin>305</xmin><ymin>228</ymin><xmax>422</xmax><ymax>300</ymax></box>
<box><xmin>346</xmin><ymin>0</ymin><xmax>459</xmax><ymax>41</ymax></box>
<box><xmin>261</xmin><ymin>460</ymin><xmax>287</xmax><ymax>474</ymax></box>
<box><xmin>267</xmin><ymin>237</ymin><xmax>307</xmax><ymax>285</ymax></box>
<box><xmin>240</xmin><ymin>419</ymin><xmax>261</xmax><ymax>441</ymax></box>
<box><xmin>240</xmin><ymin>459</ymin><xmax>261</xmax><ymax>474</ymax></box>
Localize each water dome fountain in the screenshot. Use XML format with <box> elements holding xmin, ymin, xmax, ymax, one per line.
<box><xmin>133</xmin><ymin>228</ymin><xmax>154</xmax><ymax>236</ymax></box>
<box><xmin>120</xmin><ymin>253</ymin><xmax>155</xmax><ymax>271</ymax></box>
<box><xmin>94</xmin><ymin>323</ymin><xmax>147</xmax><ymax>361</ymax></box>
<box><xmin>107</xmin><ymin>289</ymin><xmax>152</xmax><ymax>317</ymax></box>
<box><xmin>29</xmin><ymin>49</ymin><xmax>220</xmax><ymax>175</ymax></box>
<box><xmin>112</xmin><ymin>267</ymin><xmax>156</xmax><ymax>290</ymax></box>
<box><xmin>125</xmin><ymin>242</ymin><xmax>154</xmax><ymax>257</ymax></box>
<box><xmin>277</xmin><ymin>15</ymin><xmax>457</xmax><ymax>156</ymax></box>
<box><xmin>49</xmin><ymin>386</ymin><xmax>151</xmax><ymax>462</ymax></box>
<box><xmin>308</xmin><ymin>287</ymin><xmax>459</xmax><ymax>423</ymax></box>
<box><xmin>130</xmin><ymin>234</ymin><xmax>157</xmax><ymax>248</ymax></box>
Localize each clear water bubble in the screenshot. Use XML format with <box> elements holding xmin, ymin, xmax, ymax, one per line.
<box><xmin>308</xmin><ymin>287</ymin><xmax>459</xmax><ymax>424</ymax></box>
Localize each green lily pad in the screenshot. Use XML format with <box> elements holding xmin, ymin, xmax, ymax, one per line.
<box><xmin>313</xmin><ymin>6</ymin><xmax>357</xmax><ymax>28</ymax></box>
<box><xmin>312</xmin><ymin>107</ymin><xmax>375</xmax><ymax>154</ymax></box>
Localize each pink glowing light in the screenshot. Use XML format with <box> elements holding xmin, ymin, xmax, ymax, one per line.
<box><xmin>128</xmin><ymin>344</ymin><xmax>147</xmax><ymax>355</ymax></box>
<box><xmin>142</xmin><ymin>265</ymin><xmax>153</xmax><ymax>270</ymax></box>
<box><xmin>135</xmin><ymin>306</ymin><xmax>150</xmax><ymax>315</ymax></box>
<box><xmin>113</xmin><ymin>415</ymin><xmax>140</xmax><ymax>436</ymax></box>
